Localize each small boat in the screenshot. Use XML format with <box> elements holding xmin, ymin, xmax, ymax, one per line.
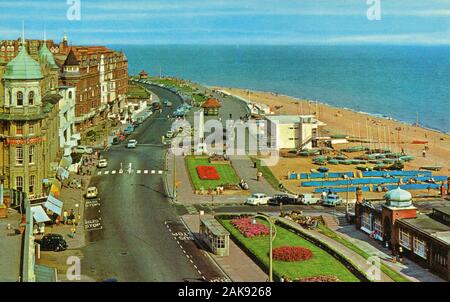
<box><xmin>328</xmin><ymin>159</ymin><xmax>339</xmax><ymax>165</ymax></box>
<box><xmin>412</xmin><ymin>140</ymin><xmax>428</xmax><ymax>144</ymax></box>
<box><xmin>318</xmin><ymin>166</ymin><xmax>329</xmax><ymax>173</ymax></box>
<box><xmin>357</xmin><ymin>165</ymin><xmax>374</xmax><ymax>171</ymax></box>
<box><xmin>420</xmin><ymin>166</ymin><xmax>443</xmax><ymax>171</ymax></box>
<box><xmin>342</xmin><ymin>146</ymin><xmax>367</xmax><ymax>153</ymax></box>
<box><xmin>399</xmin><ymin>155</ymin><xmax>415</xmax><ymax>162</ymax></box>
<box><xmin>339</xmin><ymin>160</ymin><xmax>353</xmax><ymax>165</ymax></box>
<box><xmin>334</xmin><ymin>155</ymin><xmax>347</xmax><ymax>160</ymax></box>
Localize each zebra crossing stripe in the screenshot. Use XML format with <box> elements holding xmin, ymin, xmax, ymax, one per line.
<box><xmin>151</xmin><ymin>170</ymin><xmax>156</xmax><ymax>174</ymax></box>
<box><xmin>158</xmin><ymin>170</ymin><xmax>163</xmax><ymax>174</ymax></box>
<box><xmin>112</xmin><ymin>170</ymin><xmax>116</xmax><ymax>175</ymax></box>
<box><xmin>97</xmin><ymin>172</ymin><xmax>102</xmax><ymax>175</ymax></box>
<box><xmin>137</xmin><ymin>170</ymin><xmax>142</xmax><ymax>174</ymax></box>
<box><xmin>104</xmin><ymin>171</ymin><xmax>109</xmax><ymax>175</ymax></box>
<box><xmin>144</xmin><ymin>170</ymin><xmax>149</xmax><ymax>174</ymax></box>
<box><xmin>119</xmin><ymin>169</ymin><xmax>123</xmax><ymax>174</ymax></box>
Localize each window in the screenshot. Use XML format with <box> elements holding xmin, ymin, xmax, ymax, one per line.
<box><xmin>28</xmin><ymin>91</ymin><xmax>34</xmax><ymax>105</ymax></box>
<box><xmin>413</xmin><ymin>237</ymin><xmax>427</xmax><ymax>259</ymax></box>
<box><xmin>16</xmin><ymin>122</ymin><xmax>23</xmax><ymax>135</ymax></box>
<box><xmin>29</xmin><ymin>146</ymin><xmax>35</xmax><ymax>164</ymax></box>
<box><xmin>29</xmin><ymin>175</ymin><xmax>35</xmax><ymax>194</ymax></box>
<box><xmin>68</xmin><ymin>91</ymin><xmax>73</xmax><ymax>99</ymax></box>
<box><xmin>433</xmin><ymin>252</ymin><xmax>447</xmax><ymax>267</ymax></box>
<box><xmin>29</xmin><ymin>123</ymin><xmax>35</xmax><ymax>135</ymax></box>
<box><xmin>16</xmin><ymin>176</ymin><xmax>23</xmax><ymax>192</ymax></box>
<box><xmin>215</xmin><ymin>236</ymin><xmax>225</xmax><ymax>249</ymax></box>
<box><xmin>17</xmin><ymin>91</ymin><xmax>24</xmax><ymax>106</ymax></box>
<box><xmin>399</xmin><ymin>229</ymin><xmax>411</xmax><ymax>249</ymax></box>
<box><xmin>373</xmin><ymin>218</ymin><xmax>383</xmax><ymax>236</ymax></box>
<box><xmin>7</xmin><ymin>91</ymin><xmax>11</xmax><ymax>105</ymax></box>
<box><xmin>361</xmin><ymin>212</ymin><xmax>371</xmax><ymax>231</ymax></box>
<box><xmin>15</xmin><ymin>146</ymin><xmax>24</xmax><ymax>165</ymax></box>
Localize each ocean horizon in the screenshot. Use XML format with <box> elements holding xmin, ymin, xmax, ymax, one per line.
<box><xmin>114</xmin><ymin>45</ymin><xmax>450</xmax><ymax>133</ymax></box>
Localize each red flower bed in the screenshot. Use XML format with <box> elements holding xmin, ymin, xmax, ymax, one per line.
<box><xmin>196</xmin><ymin>166</ymin><xmax>220</xmax><ymax>180</ymax></box>
<box><xmin>297</xmin><ymin>275</ymin><xmax>340</xmax><ymax>282</ymax></box>
<box><xmin>272</xmin><ymin>246</ymin><xmax>313</xmax><ymax>262</ymax></box>
<box><xmin>231</xmin><ymin>217</ymin><xmax>269</xmax><ymax>238</ymax></box>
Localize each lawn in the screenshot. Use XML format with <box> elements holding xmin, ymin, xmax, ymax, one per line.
<box><xmin>220</xmin><ymin>219</ymin><xmax>360</xmax><ymax>282</ymax></box>
<box><xmin>127</xmin><ymin>84</ymin><xmax>150</xmax><ymax>98</ymax></box>
<box><xmin>251</xmin><ymin>157</ymin><xmax>282</xmax><ymax>191</ymax></box>
<box><xmin>186</xmin><ymin>156</ymin><xmax>240</xmax><ymax>190</ymax></box>
<box><xmin>317</xmin><ymin>224</ymin><xmax>410</xmax><ymax>282</ymax></box>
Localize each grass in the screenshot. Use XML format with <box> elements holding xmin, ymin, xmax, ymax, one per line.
<box><xmin>220</xmin><ymin>219</ymin><xmax>360</xmax><ymax>282</ymax></box>
<box><xmin>317</xmin><ymin>224</ymin><xmax>410</xmax><ymax>282</ymax></box>
<box><xmin>186</xmin><ymin>156</ymin><xmax>240</xmax><ymax>190</ymax></box>
<box><xmin>127</xmin><ymin>84</ymin><xmax>151</xmax><ymax>99</ymax></box>
<box><xmin>250</xmin><ymin>157</ymin><xmax>282</xmax><ymax>191</ymax></box>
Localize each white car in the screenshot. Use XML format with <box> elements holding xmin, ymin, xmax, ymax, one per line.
<box><xmin>245</xmin><ymin>193</ymin><xmax>271</xmax><ymax>206</ymax></box>
<box><xmin>73</xmin><ymin>146</ymin><xmax>94</xmax><ymax>154</ymax></box>
<box><xmin>86</xmin><ymin>187</ymin><xmax>98</xmax><ymax>199</ymax></box>
<box><xmin>127</xmin><ymin>139</ymin><xmax>138</xmax><ymax>148</ymax></box>
<box><xmin>97</xmin><ymin>159</ymin><xmax>108</xmax><ymax>168</ymax></box>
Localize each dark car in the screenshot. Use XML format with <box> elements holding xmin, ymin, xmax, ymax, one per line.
<box><xmin>112</xmin><ymin>137</ymin><xmax>120</xmax><ymax>145</ymax></box>
<box><xmin>268</xmin><ymin>192</ymin><xmax>300</xmax><ymax>206</ymax></box>
<box><xmin>35</xmin><ymin>234</ymin><xmax>68</xmax><ymax>252</ymax></box>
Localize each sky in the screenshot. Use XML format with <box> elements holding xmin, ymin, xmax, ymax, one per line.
<box><xmin>0</xmin><ymin>0</ymin><xmax>449</xmax><ymax>45</ymax></box>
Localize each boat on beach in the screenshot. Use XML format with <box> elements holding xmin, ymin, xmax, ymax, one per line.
<box><xmin>420</xmin><ymin>166</ymin><xmax>443</xmax><ymax>171</ymax></box>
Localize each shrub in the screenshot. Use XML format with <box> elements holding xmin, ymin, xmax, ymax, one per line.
<box><xmin>272</xmin><ymin>246</ymin><xmax>313</xmax><ymax>262</ymax></box>
<box><xmin>231</xmin><ymin>217</ymin><xmax>269</xmax><ymax>238</ymax></box>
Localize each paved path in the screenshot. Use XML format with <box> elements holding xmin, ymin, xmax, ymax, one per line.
<box><xmin>335</xmin><ymin>225</ymin><xmax>445</xmax><ymax>282</ymax></box>
<box><xmin>230</xmin><ymin>158</ymin><xmax>277</xmax><ymax>196</ymax></box>
<box><xmin>182</xmin><ymin>214</ymin><xmax>267</xmax><ymax>282</ymax></box>
<box><xmin>0</xmin><ymin>209</ymin><xmax>22</xmax><ymax>282</ymax></box>
<box><xmin>277</xmin><ymin>217</ymin><xmax>395</xmax><ymax>282</ymax></box>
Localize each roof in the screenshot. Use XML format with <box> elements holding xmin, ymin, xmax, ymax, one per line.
<box><xmin>3</xmin><ymin>45</ymin><xmax>43</xmax><ymax>80</ymax></box>
<box><xmin>434</xmin><ymin>207</ymin><xmax>450</xmax><ymax>216</ymax></box>
<box><xmin>201</xmin><ymin>218</ymin><xmax>230</xmax><ymax>237</ymax></box>
<box><xmin>202</xmin><ymin>98</ymin><xmax>222</xmax><ymax>109</ymax></box>
<box><xmin>399</xmin><ymin>214</ymin><xmax>450</xmax><ymax>245</ymax></box>
<box><xmin>39</xmin><ymin>41</ymin><xmax>59</xmax><ymax>69</ymax></box>
<box><xmin>63</xmin><ymin>49</ymin><xmax>79</xmax><ymax>66</ymax></box>
<box><xmin>265</xmin><ymin>115</ymin><xmax>320</xmax><ymax>125</ymax></box>
<box><xmin>139</xmin><ymin>70</ymin><xmax>148</xmax><ymax>75</ymax></box>
<box><xmin>385</xmin><ymin>187</ymin><xmax>412</xmax><ymax>202</ymax></box>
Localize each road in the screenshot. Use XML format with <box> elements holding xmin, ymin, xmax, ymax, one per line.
<box><xmin>80</xmin><ymin>85</ymin><xmax>225</xmax><ymax>282</ymax></box>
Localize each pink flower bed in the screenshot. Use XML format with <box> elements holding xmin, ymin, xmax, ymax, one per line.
<box><xmin>231</xmin><ymin>217</ymin><xmax>269</xmax><ymax>238</ymax></box>
<box><xmin>272</xmin><ymin>246</ymin><xmax>313</xmax><ymax>262</ymax></box>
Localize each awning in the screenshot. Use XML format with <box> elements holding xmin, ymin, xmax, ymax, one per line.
<box><xmin>44</xmin><ymin>195</ymin><xmax>63</xmax><ymax>216</ymax></box>
<box><xmin>30</xmin><ymin>206</ymin><xmax>50</xmax><ymax>223</ymax></box>
<box><xmin>35</xmin><ymin>265</ymin><xmax>57</xmax><ymax>282</ymax></box>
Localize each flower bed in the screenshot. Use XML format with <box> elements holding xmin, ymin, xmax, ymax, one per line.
<box><xmin>196</xmin><ymin>166</ymin><xmax>220</xmax><ymax>180</ymax></box>
<box><xmin>272</xmin><ymin>246</ymin><xmax>313</xmax><ymax>262</ymax></box>
<box><xmin>231</xmin><ymin>217</ymin><xmax>269</xmax><ymax>238</ymax></box>
<box><xmin>297</xmin><ymin>275</ymin><xmax>340</xmax><ymax>282</ymax></box>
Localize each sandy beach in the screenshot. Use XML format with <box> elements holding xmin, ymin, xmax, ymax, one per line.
<box><xmin>214</xmin><ymin>86</ymin><xmax>450</xmax><ymax>196</ymax></box>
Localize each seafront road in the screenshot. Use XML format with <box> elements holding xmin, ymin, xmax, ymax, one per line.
<box><xmin>79</xmin><ymin>85</ymin><xmax>225</xmax><ymax>282</ymax></box>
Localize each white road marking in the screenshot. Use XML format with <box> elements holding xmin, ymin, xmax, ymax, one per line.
<box><xmin>144</xmin><ymin>170</ymin><xmax>149</xmax><ymax>174</ymax></box>
<box><xmin>158</xmin><ymin>170</ymin><xmax>163</xmax><ymax>174</ymax></box>
<box><xmin>104</xmin><ymin>171</ymin><xmax>109</xmax><ymax>175</ymax></box>
<box><xmin>112</xmin><ymin>170</ymin><xmax>116</xmax><ymax>174</ymax></box>
<box><xmin>119</xmin><ymin>169</ymin><xmax>123</xmax><ymax>174</ymax></box>
<box><xmin>137</xmin><ymin>170</ymin><xmax>142</xmax><ymax>174</ymax></box>
<box><xmin>151</xmin><ymin>170</ymin><xmax>156</xmax><ymax>174</ymax></box>
<box><xmin>189</xmin><ymin>259</ymin><xmax>194</xmax><ymax>263</ymax></box>
<box><xmin>97</xmin><ymin>172</ymin><xmax>102</xmax><ymax>175</ymax></box>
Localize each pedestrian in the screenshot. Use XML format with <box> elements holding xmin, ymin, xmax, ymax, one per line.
<box><xmin>63</xmin><ymin>210</ymin><xmax>68</xmax><ymax>225</ymax></box>
<box><xmin>422</xmin><ymin>149</ymin><xmax>426</xmax><ymax>158</ymax></box>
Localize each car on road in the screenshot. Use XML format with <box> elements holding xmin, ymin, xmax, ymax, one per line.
<box><xmin>86</xmin><ymin>187</ymin><xmax>99</xmax><ymax>199</ymax></box>
<box><xmin>127</xmin><ymin>139</ymin><xmax>138</xmax><ymax>148</ymax></box>
<box><xmin>112</xmin><ymin>137</ymin><xmax>120</xmax><ymax>145</ymax></box>
<box><xmin>73</xmin><ymin>145</ymin><xmax>93</xmax><ymax>154</ymax></box>
<box><xmin>299</xmin><ymin>194</ymin><xmax>321</xmax><ymax>205</ymax></box>
<box><xmin>35</xmin><ymin>234</ymin><xmax>68</xmax><ymax>252</ymax></box>
<box><xmin>245</xmin><ymin>193</ymin><xmax>271</xmax><ymax>206</ymax></box>
<box><xmin>97</xmin><ymin>159</ymin><xmax>108</xmax><ymax>168</ymax></box>
<box><xmin>320</xmin><ymin>194</ymin><xmax>343</xmax><ymax>207</ymax></box>
<box><xmin>268</xmin><ymin>192</ymin><xmax>300</xmax><ymax>205</ymax></box>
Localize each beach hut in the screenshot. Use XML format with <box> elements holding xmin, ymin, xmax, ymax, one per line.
<box><xmin>139</xmin><ymin>70</ymin><xmax>148</xmax><ymax>79</ymax></box>
<box><xmin>202</xmin><ymin>98</ymin><xmax>222</xmax><ymax>116</ymax></box>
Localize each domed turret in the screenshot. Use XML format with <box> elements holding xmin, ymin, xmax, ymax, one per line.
<box><xmin>4</xmin><ymin>44</ymin><xmax>43</xmax><ymax>80</ymax></box>
<box><xmin>384</xmin><ymin>187</ymin><xmax>413</xmax><ymax>207</ymax></box>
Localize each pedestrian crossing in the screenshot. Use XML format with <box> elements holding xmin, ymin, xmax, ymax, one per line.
<box><xmin>96</xmin><ymin>169</ymin><xmax>165</xmax><ymax>176</ymax></box>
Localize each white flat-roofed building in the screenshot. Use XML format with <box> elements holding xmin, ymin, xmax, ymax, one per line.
<box><xmin>265</xmin><ymin>115</ymin><xmax>325</xmax><ymax>150</ymax></box>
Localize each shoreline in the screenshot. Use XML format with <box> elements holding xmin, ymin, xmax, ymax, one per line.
<box><xmin>212</xmin><ymin>85</ymin><xmax>450</xmax><ymax>175</ymax></box>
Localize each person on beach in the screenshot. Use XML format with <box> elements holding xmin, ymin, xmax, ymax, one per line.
<box><xmin>422</xmin><ymin>149</ymin><xmax>426</xmax><ymax>158</ymax></box>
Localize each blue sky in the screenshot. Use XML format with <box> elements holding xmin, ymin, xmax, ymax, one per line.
<box><xmin>0</xmin><ymin>0</ymin><xmax>449</xmax><ymax>45</ymax></box>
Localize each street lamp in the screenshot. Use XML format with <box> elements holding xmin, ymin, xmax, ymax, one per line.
<box><xmin>344</xmin><ymin>175</ymin><xmax>352</xmax><ymax>215</ymax></box>
<box><xmin>252</xmin><ymin>213</ymin><xmax>277</xmax><ymax>282</ymax></box>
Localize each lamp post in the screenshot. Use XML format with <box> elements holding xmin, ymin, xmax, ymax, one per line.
<box><xmin>345</xmin><ymin>177</ymin><xmax>352</xmax><ymax>215</ymax></box>
<box><xmin>252</xmin><ymin>213</ymin><xmax>277</xmax><ymax>282</ymax></box>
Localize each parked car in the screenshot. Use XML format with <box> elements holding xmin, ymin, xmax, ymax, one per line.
<box><xmin>321</xmin><ymin>194</ymin><xmax>343</xmax><ymax>207</ymax></box>
<box><xmin>73</xmin><ymin>146</ymin><xmax>93</xmax><ymax>154</ymax></box>
<box><xmin>127</xmin><ymin>139</ymin><xmax>138</xmax><ymax>148</ymax></box>
<box><xmin>299</xmin><ymin>194</ymin><xmax>320</xmax><ymax>205</ymax></box>
<box><xmin>112</xmin><ymin>137</ymin><xmax>120</xmax><ymax>145</ymax></box>
<box><xmin>35</xmin><ymin>234</ymin><xmax>68</xmax><ymax>252</ymax></box>
<box><xmin>245</xmin><ymin>193</ymin><xmax>271</xmax><ymax>206</ymax></box>
<box><xmin>86</xmin><ymin>187</ymin><xmax>99</xmax><ymax>199</ymax></box>
<box><xmin>97</xmin><ymin>159</ymin><xmax>108</xmax><ymax>168</ymax></box>
<box><xmin>268</xmin><ymin>192</ymin><xmax>300</xmax><ymax>205</ymax></box>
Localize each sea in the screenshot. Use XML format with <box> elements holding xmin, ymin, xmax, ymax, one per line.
<box><xmin>113</xmin><ymin>45</ymin><xmax>450</xmax><ymax>133</ymax></box>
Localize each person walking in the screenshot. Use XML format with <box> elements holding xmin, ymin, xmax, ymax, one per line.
<box><xmin>63</xmin><ymin>210</ymin><xmax>68</xmax><ymax>225</ymax></box>
<box><xmin>422</xmin><ymin>149</ymin><xmax>426</xmax><ymax>158</ymax></box>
